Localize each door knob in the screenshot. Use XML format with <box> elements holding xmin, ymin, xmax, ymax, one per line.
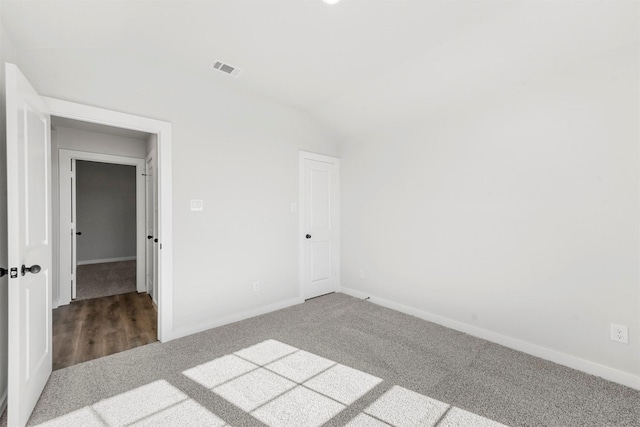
<box><xmin>306</xmin><ymin>234</ymin><xmax>312</xmax><ymax>239</ymax></box>
<box><xmin>21</xmin><ymin>264</ymin><xmax>41</xmax><ymax>276</ymax></box>
<box><xmin>154</xmin><ymin>238</ymin><xmax>158</xmax><ymax>243</ymax></box>
<box><xmin>147</xmin><ymin>235</ymin><xmax>153</xmax><ymax>240</ymax></box>
<box><xmin>0</xmin><ymin>268</ymin><xmax>7</xmax><ymax>278</ymax></box>
<box><xmin>76</xmin><ymin>231</ymin><xmax>82</xmax><ymax>235</ymax></box>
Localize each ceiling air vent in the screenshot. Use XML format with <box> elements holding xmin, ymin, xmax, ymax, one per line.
<box><xmin>210</xmin><ymin>60</ymin><xmax>243</xmax><ymax>78</ymax></box>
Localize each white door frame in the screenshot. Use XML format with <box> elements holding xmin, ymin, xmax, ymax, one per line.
<box><xmin>44</xmin><ymin>97</ymin><xmax>174</xmax><ymax>342</ymax></box>
<box><xmin>58</xmin><ymin>150</ymin><xmax>146</xmax><ymax>303</ymax></box>
<box><xmin>298</xmin><ymin>151</ymin><xmax>341</xmax><ymax>300</ymax></box>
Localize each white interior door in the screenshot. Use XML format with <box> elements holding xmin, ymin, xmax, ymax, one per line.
<box><xmin>71</xmin><ymin>158</ymin><xmax>77</xmax><ymax>300</ymax></box>
<box><xmin>6</xmin><ymin>63</ymin><xmax>53</xmax><ymax>426</ymax></box>
<box><xmin>145</xmin><ymin>155</ymin><xmax>155</xmax><ymax>299</ymax></box>
<box><xmin>300</xmin><ymin>153</ymin><xmax>340</xmax><ymax>300</ymax></box>
<box><xmin>152</xmin><ymin>158</ymin><xmax>159</xmax><ymax>303</ymax></box>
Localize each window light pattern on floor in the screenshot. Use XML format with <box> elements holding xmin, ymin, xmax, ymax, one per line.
<box><xmin>35</xmin><ymin>380</ymin><xmax>227</xmax><ymax>427</ymax></box>
<box><xmin>184</xmin><ymin>339</ymin><xmax>382</xmax><ymax>426</ymax></box>
<box><xmin>35</xmin><ymin>339</ymin><xmax>509</xmax><ymax>426</ymax></box>
<box><xmin>183</xmin><ymin>339</ymin><xmax>508</xmax><ymax>427</ymax></box>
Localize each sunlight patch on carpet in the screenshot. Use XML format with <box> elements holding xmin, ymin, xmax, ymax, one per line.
<box><xmin>180</xmin><ymin>339</ymin><xmax>509</xmax><ymax>426</ymax></box>
<box><xmin>36</xmin><ymin>339</ymin><xmax>509</xmax><ymax>426</ymax></box>
<box><xmin>36</xmin><ymin>380</ymin><xmax>227</xmax><ymax>427</ymax></box>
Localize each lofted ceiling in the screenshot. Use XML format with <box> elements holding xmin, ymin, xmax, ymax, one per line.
<box><xmin>2</xmin><ymin>0</ymin><xmax>638</xmax><ymax>138</ymax></box>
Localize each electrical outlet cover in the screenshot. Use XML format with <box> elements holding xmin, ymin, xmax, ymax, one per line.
<box><xmin>610</xmin><ymin>324</ymin><xmax>629</xmax><ymax>344</ymax></box>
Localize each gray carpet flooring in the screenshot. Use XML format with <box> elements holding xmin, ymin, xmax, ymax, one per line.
<box><xmin>15</xmin><ymin>293</ymin><xmax>640</xmax><ymax>426</ymax></box>
<box><xmin>75</xmin><ymin>261</ymin><xmax>136</xmax><ymax>301</ymax></box>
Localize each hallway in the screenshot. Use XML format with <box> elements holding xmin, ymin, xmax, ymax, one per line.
<box><xmin>52</xmin><ymin>292</ymin><xmax>157</xmax><ymax>370</ymax></box>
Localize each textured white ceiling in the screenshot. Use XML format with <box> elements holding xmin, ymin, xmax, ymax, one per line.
<box><xmin>2</xmin><ymin>0</ymin><xmax>638</xmax><ymax>138</ymax></box>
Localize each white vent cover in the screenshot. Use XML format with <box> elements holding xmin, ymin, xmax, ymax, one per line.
<box><xmin>210</xmin><ymin>60</ymin><xmax>243</xmax><ymax>78</ymax></box>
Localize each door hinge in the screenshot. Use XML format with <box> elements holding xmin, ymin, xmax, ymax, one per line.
<box><xmin>10</xmin><ymin>268</ymin><xmax>18</xmax><ymax>279</ymax></box>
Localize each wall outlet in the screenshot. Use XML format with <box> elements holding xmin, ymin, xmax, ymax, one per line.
<box><xmin>252</xmin><ymin>281</ymin><xmax>261</xmax><ymax>292</ymax></box>
<box><xmin>611</xmin><ymin>324</ymin><xmax>629</xmax><ymax>344</ymax></box>
<box><xmin>359</xmin><ymin>269</ymin><xmax>365</xmax><ymax>279</ymax></box>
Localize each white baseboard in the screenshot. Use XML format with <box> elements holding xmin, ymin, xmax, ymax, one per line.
<box><xmin>340</xmin><ymin>287</ymin><xmax>640</xmax><ymax>391</ymax></box>
<box><xmin>77</xmin><ymin>256</ymin><xmax>136</xmax><ymax>266</ymax></box>
<box><xmin>169</xmin><ymin>297</ymin><xmax>304</xmax><ymax>341</ymax></box>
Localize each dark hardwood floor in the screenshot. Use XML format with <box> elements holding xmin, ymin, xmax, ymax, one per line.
<box><xmin>52</xmin><ymin>292</ymin><xmax>157</xmax><ymax>370</ymax></box>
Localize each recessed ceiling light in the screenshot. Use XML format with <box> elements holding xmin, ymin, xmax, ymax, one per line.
<box><xmin>323</xmin><ymin>0</ymin><xmax>341</xmax><ymax>5</ymax></box>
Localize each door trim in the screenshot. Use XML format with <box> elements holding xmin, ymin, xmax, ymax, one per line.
<box><xmin>298</xmin><ymin>151</ymin><xmax>341</xmax><ymax>300</ymax></box>
<box><xmin>44</xmin><ymin>97</ymin><xmax>174</xmax><ymax>342</ymax></box>
<box><xmin>58</xmin><ymin>150</ymin><xmax>146</xmax><ymax>304</ymax></box>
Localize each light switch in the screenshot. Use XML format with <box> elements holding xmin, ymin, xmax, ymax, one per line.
<box><xmin>190</xmin><ymin>199</ymin><xmax>204</xmax><ymax>211</ymax></box>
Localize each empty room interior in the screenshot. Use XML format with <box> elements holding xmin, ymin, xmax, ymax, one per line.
<box><xmin>0</xmin><ymin>1</ymin><xmax>639</xmax><ymax>426</ymax></box>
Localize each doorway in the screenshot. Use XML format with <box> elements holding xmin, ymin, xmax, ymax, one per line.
<box><xmin>45</xmin><ymin>96</ymin><xmax>174</xmax><ymax>342</ymax></box>
<box><xmin>75</xmin><ymin>161</ymin><xmax>138</xmax><ymax>300</ymax></box>
<box><xmin>57</xmin><ymin>147</ymin><xmax>148</xmax><ymax>304</ymax></box>
<box><xmin>299</xmin><ymin>151</ymin><xmax>341</xmax><ymax>300</ymax></box>
<box><xmin>53</xmin><ymin>122</ymin><xmax>158</xmax><ymax>369</ymax></box>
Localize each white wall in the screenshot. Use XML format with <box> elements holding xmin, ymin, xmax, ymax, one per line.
<box><xmin>51</xmin><ymin>126</ymin><xmax>147</xmax><ymax>305</ymax></box>
<box><xmin>341</xmin><ymin>43</ymin><xmax>640</xmax><ymax>385</ymax></box>
<box><xmin>76</xmin><ymin>161</ymin><xmax>137</xmax><ymax>264</ymax></box>
<box><xmin>0</xmin><ymin>13</ymin><xmax>17</xmax><ymax>414</ymax></box>
<box><xmin>16</xmin><ymin>47</ymin><xmax>340</xmax><ymax>334</ymax></box>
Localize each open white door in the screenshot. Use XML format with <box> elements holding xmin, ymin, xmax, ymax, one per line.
<box><xmin>299</xmin><ymin>152</ymin><xmax>340</xmax><ymax>300</ymax></box>
<box><xmin>6</xmin><ymin>63</ymin><xmax>53</xmax><ymax>426</ymax></box>
<box><xmin>145</xmin><ymin>153</ymin><xmax>156</xmax><ymax>300</ymax></box>
<box><xmin>71</xmin><ymin>158</ymin><xmax>77</xmax><ymax>300</ymax></box>
<box><xmin>152</xmin><ymin>165</ymin><xmax>158</xmax><ymax>303</ymax></box>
